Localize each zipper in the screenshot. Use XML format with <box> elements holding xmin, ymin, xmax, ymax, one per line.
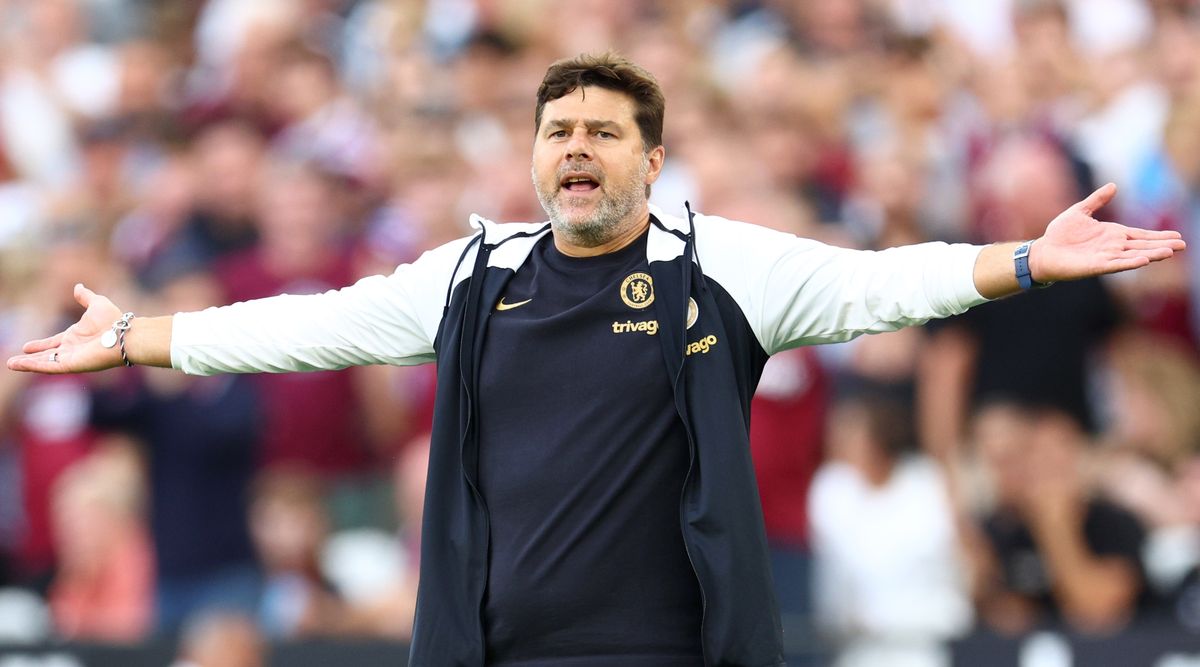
<box><xmin>672</xmin><ymin>218</ymin><xmax>709</xmax><ymax>660</ymax></box>
<box><xmin>467</xmin><ymin>452</ymin><xmax>491</xmax><ymax>657</ymax></box>
<box><xmin>456</xmin><ymin>238</ymin><xmax>494</xmax><ymax>661</ymax></box>
<box><xmin>675</xmin><ymin>375</ymin><xmax>709</xmax><ymax>659</ymax></box>
<box><xmin>460</xmin><ymin>376</ymin><xmax>490</xmax><ymax>657</ymax></box>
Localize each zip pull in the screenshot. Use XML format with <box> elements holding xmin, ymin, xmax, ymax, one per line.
<box><xmin>683</xmin><ymin>201</ymin><xmax>710</xmax><ymax>293</ymax></box>
<box><xmin>444</xmin><ymin>234</ymin><xmax>484</xmax><ymax>315</ymax></box>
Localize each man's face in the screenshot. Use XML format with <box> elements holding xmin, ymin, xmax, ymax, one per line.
<box><xmin>532</xmin><ymin>86</ymin><xmax>663</xmax><ymax>249</ymax></box>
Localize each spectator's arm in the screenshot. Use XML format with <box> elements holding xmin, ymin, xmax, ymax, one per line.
<box><xmin>916</xmin><ymin>325</ymin><xmax>977</xmax><ymax>462</ymax></box>
<box><xmin>1028</xmin><ymin>502</ymin><xmax>1142</xmax><ymax>629</ymax></box>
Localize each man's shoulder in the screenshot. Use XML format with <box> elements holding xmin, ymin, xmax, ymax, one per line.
<box><xmin>463</xmin><ymin>214</ymin><xmax>552</xmax><ymax>271</ymax></box>
<box><xmin>661</xmin><ymin>205</ymin><xmax>813</xmax><ymax>250</ymax></box>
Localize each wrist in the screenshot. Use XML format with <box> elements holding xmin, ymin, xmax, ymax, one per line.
<box><xmin>120</xmin><ymin>315</ymin><xmax>174</xmax><ymax>368</ymax></box>
<box><xmin>1014</xmin><ymin>240</ymin><xmax>1053</xmax><ymax>290</ymax></box>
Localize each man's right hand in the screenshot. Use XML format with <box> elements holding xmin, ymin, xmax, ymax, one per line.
<box><xmin>6</xmin><ymin>283</ymin><xmax>128</xmax><ymax>374</ymax></box>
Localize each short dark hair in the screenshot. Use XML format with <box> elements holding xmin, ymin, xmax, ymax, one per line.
<box><xmin>535</xmin><ymin>52</ymin><xmax>665</xmax><ymax>152</ymax></box>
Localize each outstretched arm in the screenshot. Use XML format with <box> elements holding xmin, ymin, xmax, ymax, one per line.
<box><xmin>972</xmin><ymin>183</ymin><xmax>1185</xmax><ymax>299</ymax></box>
<box><xmin>7</xmin><ymin>234</ymin><xmax>479</xmax><ymax>377</ymax></box>
<box><xmin>6</xmin><ymin>284</ymin><xmax>172</xmax><ymax>374</ymax></box>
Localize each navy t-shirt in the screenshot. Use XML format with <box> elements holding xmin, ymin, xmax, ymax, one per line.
<box><xmin>476</xmin><ymin>229</ymin><xmax>704</xmax><ymax>665</ymax></box>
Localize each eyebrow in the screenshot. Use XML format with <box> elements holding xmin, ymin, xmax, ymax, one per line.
<box><xmin>545</xmin><ymin>118</ymin><xmax>622</xmax><ymax>133</ymax></box>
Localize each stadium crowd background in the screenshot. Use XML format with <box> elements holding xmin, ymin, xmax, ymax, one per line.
<box><xmin>0</xmin><ymin>0</ymin><xmax>1199</xmax><ymax>665</ymax></box>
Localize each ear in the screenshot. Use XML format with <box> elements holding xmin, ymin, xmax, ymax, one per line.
<box><xmin>644</xmin><ymin>145</ymin><xmax>665</xmax><ymax>186</ymax></box>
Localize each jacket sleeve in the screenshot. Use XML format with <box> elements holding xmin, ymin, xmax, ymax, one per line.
<box><xmin>171</xmin><ymin>236</ymin><xmax>476</xmax><ymax>375</ymax></box>
<box><xmin>693</xmin><ymin>216</ymin><xmax>988</xmax><ymax>355</ymax></box>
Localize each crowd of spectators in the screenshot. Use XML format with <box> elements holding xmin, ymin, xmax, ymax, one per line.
<box><xmin>1</xmin><ymin>0</ymin><xmax>1199</xmax><ymax>664</ymax></box>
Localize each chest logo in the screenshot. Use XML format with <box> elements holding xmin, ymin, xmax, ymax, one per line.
<box><xmin>686</xmin><ymin>297</ymin><xmax>699</xmax><ymax>329</ymax></box>
<box><xmin>620</xmin><ymin>272</ymin><xmax>654</xmax><ymax>309</ymax></box>
<box><xmin>496</xmin><ymin>297</ymin><xmax>532</xmax><ymax>311</ymax></box>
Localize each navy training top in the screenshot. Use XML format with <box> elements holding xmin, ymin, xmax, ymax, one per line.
<box><xmin>476</xmin><ymin>228</ymin><xmax>704</xmax><ymax>665</ymax></box>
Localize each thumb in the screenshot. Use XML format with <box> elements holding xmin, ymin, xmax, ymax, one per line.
<box><xmin>74</xmin><ymin>283</ymin><xmax>96</xmax><ymax>309</ymax></box>
<box><xmin>1074</xmin><ymin>182</ymin><xmax>1116</xmax><ymax>216</ymax></box>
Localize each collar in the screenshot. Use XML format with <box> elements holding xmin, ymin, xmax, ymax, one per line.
<box><xmin>467</xmin><ymin>204</ymin><xmax>694</xmax><ymax>271</ymax></box>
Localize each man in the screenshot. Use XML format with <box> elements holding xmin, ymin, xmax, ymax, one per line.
<box><xmin>6</xmin><ymin>53</ymin><xmax>1185</xmax><ymax>666</ymax></box>
<box><xmin>970</xmin><ymin>403</ymin><xmax>1147</xmax><ymax>633</ymax></box>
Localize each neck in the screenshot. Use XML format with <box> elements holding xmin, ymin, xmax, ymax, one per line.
<box><xmin>553</xmin><ymin>207</ymin><xmax>651</xmax><ymax>258</ymax></box>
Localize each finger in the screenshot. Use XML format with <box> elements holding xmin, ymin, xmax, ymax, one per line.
<box><xmin>1105</xmin><ymin>256</ymin><xmax>1152</xmax><ymax>274</ymax></box>
<box><xmin>21</xmin><ymin>332</ymin><xmax>65</xmax><ymax>354</ymax></box>
<box><xmin>1121</xmin><ymin>226</ymin><xmax>1186</xmax><ymax>243</ymax></box>
<box><xmin>1075</xmin><ymin>182</ymin><xmax>1117</xmax><ymax>216</ymax></box>
<box><xmin>1143</xmin><ymin>247</ymin><xmax>1178</xmax><ymax>261</ymax></box>
<box><xmin>1116</xmin><ymin>247</ymin><xmax>1176</xmax><ymax>262</ymax></box>
<box><xmin>1121</xmin><ymin>238</ymin><xmax>1188</xmax><ymax>251</ymax></box>
<box><xmin>6</xmin><ymin>350</ymin><xmax>69</xmax><ymax>374</ymax></box>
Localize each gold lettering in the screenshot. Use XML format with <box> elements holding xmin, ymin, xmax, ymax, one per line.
<box><xmin>610</xmin><ymin>320</ymin><xmax>659</xmax><ymax>336</ymax></box>
<box><xmin>685</xmin><ymin>334</ymin><xmax>719</xmax><ymax>356</ymax></box>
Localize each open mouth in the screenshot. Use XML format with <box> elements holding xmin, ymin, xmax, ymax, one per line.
<box><xmin>560</xmin><ymin>173</ymin><xmax>600</xmax><ymax>192</ymax></box>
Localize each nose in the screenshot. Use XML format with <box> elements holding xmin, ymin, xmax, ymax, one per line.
<box><xmin>565</xmin><ymin>128</ymin><xmax>592</xmax><ymax>161</ymax></box>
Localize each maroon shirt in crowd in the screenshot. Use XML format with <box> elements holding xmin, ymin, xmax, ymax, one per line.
<box><xmin>217</xmin><ymin>246</ymin><xmax>369</xmax><ymax>476</ymax></box>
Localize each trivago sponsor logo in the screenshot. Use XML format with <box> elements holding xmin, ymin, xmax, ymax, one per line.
<box><xmin>686</xmin><ymin>334</ymin><xmax>718</xmax><ymax>356</ymax></box>
<box><xmin>612</xmin><ymin>319</ymin><xmax>659</xmax><ymax>335</ymax></box>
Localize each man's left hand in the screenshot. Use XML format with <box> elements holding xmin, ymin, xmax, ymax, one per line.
<box><xmin>1029</xmin><ymin>183</ymin><xmax>1186</xmax><ymax>283</ymax></box>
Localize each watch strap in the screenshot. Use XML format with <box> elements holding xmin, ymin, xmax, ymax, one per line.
<box><xmin>1013</xmin><ymin>241</ymin><xmax>1050</xmax><ymax>290</ymax></box>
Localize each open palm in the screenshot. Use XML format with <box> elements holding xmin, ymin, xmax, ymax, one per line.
<box><xmin>1032</xmin><ymin>183</ymin><xmax>1186</xmax><ymax>282</ymax></box>
<box><xmin>5</xmin><ymin>284</ymin><xmax>124</xmax><ymax>374</ymax></box>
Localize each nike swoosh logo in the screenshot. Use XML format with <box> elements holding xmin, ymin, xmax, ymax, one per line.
<box><xmin>496</xmin><ymin>297</ymin><xmax>533</xmax><ymax>311</ymax></box>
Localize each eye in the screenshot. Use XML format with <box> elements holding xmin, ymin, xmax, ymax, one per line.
<box><xmin>596</xmin><ymin>131</ymin><xmax>615</xmax><ymax>139</ymax></box>
<box><xmin>550</xmin><ymin>130</ymin><xmax>568</xmax><ymax>139</ymax></box>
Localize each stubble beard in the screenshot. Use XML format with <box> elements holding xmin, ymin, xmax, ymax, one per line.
<box><xmin>534</xmin><ymin>156</ymin><xmax>649</xmax><ymax>248</ymax></box>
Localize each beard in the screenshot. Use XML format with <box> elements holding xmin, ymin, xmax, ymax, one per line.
<box><xmin>533</xmin><ymin>156</ymin><xmax>649</xmax><ymax>248</ymax></box>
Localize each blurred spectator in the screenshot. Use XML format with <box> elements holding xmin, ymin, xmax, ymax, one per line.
<box><xmin>184</xmin><ymin>0</ymin><xmax>296</xmax><ymax>133</ymax></box>
<box><xmin>216</xmin><ymin>161</ymin><xmax>367</xmax><ymax>475</ymax></box>
<box><xmin>1124</xmin><ymin>87</ymin><xmax>1200</xmax><ymax>348</ymax></box>
<box><xmin>48</xmin><ymin>442</ymin><xmax>153</xmax><ymax>641</ymax></box>
<box><xmin>155</xmin><ymin>120</ymin><xmax>265</xmax><ymax>269</ymax></box>
<box><xmin>810</xmin><ymin>394</ymin><xmax>971</xmax><ymax>667</ymax></box>
<box><xmin>213</xmin><ymin>161</ymin><xmax>382</xmax><ymax>534</ymax></box>
<box><xmin>269</xmin><ymin>43</ymin><xmax>384</xmax><ymax>191</ymax></box>
<box><xmin>1095</xmin><ymin>332</ymin><xmax>1200</xmax><ymax>603</ymax></box>
<box><xmin>0</xmin><ymin>0</ymin><xmax>92</xmax><ymax>188</ymax></box>
<box><xmin>89</xmin><ymin>267</ymin><xmax>262</xmax><ymax>635</ymax></box>
<box><xmin>1170</xmin><ymin>461</ymin><xmax>1200</xmax><ymax>632</ymax></box>
<box><xmin>46</xmin><ymin>117</ymin><xmax>142</xmax><ymax>241</ymax></box>
<box><xmin>172</xmin><ymin>611</ymin><xmax>265</xmax><ymax>667</ymax></box>
<box><xmin>830</xmin><ymin>144</ymin><xmax>933</xmax><ymax>401</ymax></box>
<box><xmin>109</xmin><ymin>151</ymin><xmax>199</xmax><ymax>283</ymax></box>
<box><xmin>971</xmin><ymin>403</ymin><xmax>1148</xmax><ymax>634</ymax></box>
<box><xmin>248</xmin><ymin>467</ymin><xmax>342</xmax><ymax>639</ymax></box>
<box><xmin>750</xmin><ymin>347</ymin><xmax>829</xmax><ymax>623</ymax></box>
<box><xmin>321</xmin><ymin>435</ymin><xmax>429</xmax><ymax>640</ymax></box>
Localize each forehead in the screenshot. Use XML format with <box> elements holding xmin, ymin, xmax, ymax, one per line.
<box><xmin>539</xmin><ymin>86</ymin><xmax>637</xmax><ymax>129</ymax></box>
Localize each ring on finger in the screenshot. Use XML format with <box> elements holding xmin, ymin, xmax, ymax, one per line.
<box><xmin>50</xmin><ymin>351</ymin><xmax>58</xmax><ymax>363</ymax></box>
